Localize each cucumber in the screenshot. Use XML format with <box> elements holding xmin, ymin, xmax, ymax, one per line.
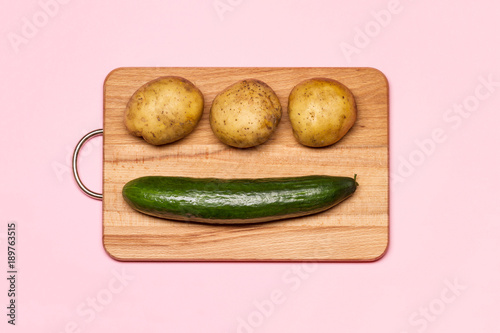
<box><xmin>122</xmin><ymin>175</ymin><xmax>358</xmax><ymax>224</ymax></box>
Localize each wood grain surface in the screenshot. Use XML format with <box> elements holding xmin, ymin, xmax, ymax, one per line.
<box><xmin>102</xmin><ymin>67</ymin><xmax>389</xmax><ymax>261</ymax></box>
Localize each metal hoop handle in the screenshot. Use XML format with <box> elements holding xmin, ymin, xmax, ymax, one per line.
<box><xmin>72</xmin><ymin>129</ymin><xmax>103</xmax><ymax>200</ymax></box>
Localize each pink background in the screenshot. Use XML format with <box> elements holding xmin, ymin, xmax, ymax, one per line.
<box><xmin>1</xmin><ymin>0</ymin><xmax>499</xmax><ymax>332</ymax></box>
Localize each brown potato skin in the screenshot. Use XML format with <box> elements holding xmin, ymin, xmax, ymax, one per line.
<box><xmin>124</xmin><ymin>76</ymin><xmax>204</xmax><ymax>145</ymax></box>
<box><xmin>210</xmin><ymin>79</ymin><xmax>282</xmax><ymax>148</ymax></box>
<box><xmin>288</xmin><ymin>78</ymin><xmax>357</xmax><ymax>147</ymax></box>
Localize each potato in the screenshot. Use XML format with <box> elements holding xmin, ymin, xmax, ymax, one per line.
<box><xmin>124</xmin><ymin>76</ymin><xmax>204</xmax><ymax>145</ymax></box>
<box><xmin>210</xmin><ymin>79</ymin><xmax>282</xmax><ymax>148</ymax></box>
<box><xmin>288</xmin><ymin>78</ymin><xmax>357</xmax><ymax>147</ymax></box>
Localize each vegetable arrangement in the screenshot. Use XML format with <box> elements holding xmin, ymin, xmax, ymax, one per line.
<box><xmin>122</xmin><ymin>76</ymin><xmax>359</xmax><ymax>224</ymax></box>
<box><xmin>124</xmin><ymin>76</ymin><xmax>357</xmax><ymax>148</ymax></box>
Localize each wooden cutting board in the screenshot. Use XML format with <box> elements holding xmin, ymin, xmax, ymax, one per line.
<box><xmin>102</xmin><ymin>67</ymin><xmax>389</xmax><ymax>261</ymax></box>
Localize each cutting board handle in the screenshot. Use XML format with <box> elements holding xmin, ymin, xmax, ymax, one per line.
<box><xmin>72</xmin><ymin>129</ymin><xmax>103</xmax><ymax>200</ymax></box>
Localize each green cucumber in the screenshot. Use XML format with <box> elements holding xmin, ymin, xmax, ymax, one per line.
<box><xmin>122</xmin><ymin>175</ymin><xmax>358</xmax><ymax>224</ymax></box>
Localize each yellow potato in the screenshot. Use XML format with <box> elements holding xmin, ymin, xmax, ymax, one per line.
<box><xmin>210</xmin><ymin>79</ymin><xmax>282</xmax><ymax>148</ymax></box>
<box><xmin>288</xmin><ymin>78</ymin><xmax>357</xmax><ymax>147</ymax></box>
<box><xmin>124</xmin><ymin>76</ymin><xmax>204</xmax><ymax>145</ymax></box>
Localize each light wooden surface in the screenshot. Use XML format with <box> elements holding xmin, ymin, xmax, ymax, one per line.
<box><xmin>102</xmin><ymin>67</ymin><xmax>389</xmax><ymax>261</ymax></box>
